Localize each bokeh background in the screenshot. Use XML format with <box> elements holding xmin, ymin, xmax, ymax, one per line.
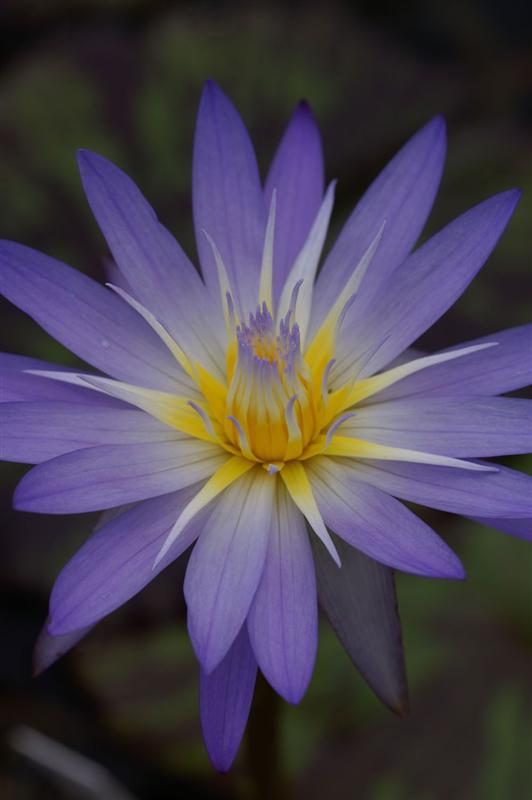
<box><xmin>0</xmin><ymin>1</ymin><xmax>531</xmax><ymax>798</ymax></box>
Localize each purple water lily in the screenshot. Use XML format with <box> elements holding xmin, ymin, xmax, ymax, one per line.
<box><xmin>1</xmin><ymin>80</ymin><xmax>531</xmax><ymax>772</ymax></box>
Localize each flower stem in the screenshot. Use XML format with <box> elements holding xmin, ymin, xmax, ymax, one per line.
<box><xmin>245</xmin><ymin>673</ymin><xmax>287</xmax><ymax>799</ymax></box>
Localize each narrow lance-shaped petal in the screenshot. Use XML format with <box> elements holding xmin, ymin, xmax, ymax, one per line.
<box><xmin>311</xmin><ymin>115</ymin><xmax>447</xmax><ymax>334</ymax></box>
<box><xmin>343</xmin><ymin>397</ymin><xmax>532</xmax><ymax>457</ymax></box>
<box><xmin>334</xmin><ymin>189</ymin><xmax>521</xmax><ymax>382</ymax></box>
<box><xmin>342</xmin><ymin>458</ymin><xmax>532</xmax><ymax>520</ymax></box>
<box><xmin>184</xmin><ymin>468</ymin><xmax>275</xmax><ymax>673</ymax></box>
<box><xmin>311</xmin><ymin>532</ymin><xmax>409</xmax><ymax>715</ymax></box>
<box><xmin>0</xmin><ymin>402</ymin><xmax>182</xmax><ymax>464</ymax></box>
<box><xmin>193</xmin><ymin>80</ymin><xmax>266</xmax><ymax>315</ymax></box>
<box><xmin>48</xmin><ymin>487</ymin><xmax>212</xmax><ymax>635</ymax></box>
<box><xmin>247</xmin><ymin>481</ymin><xmax>318</xmax><ymax>704</ymax></box>
<box><xmin>200</xmin><ymin>625</ymin><xmax>257</xmax><ymax>772</ymax></box>
<box><xmin>276</xmin><ymin>181</ymin><xmax>336</xmax><ymax>344</ymax></box>
<box><xmin>265</xmin><ymin>100</ymin><xmax>324</xmax><ymax>304</ymax></box>
<box><xmin>307</xmin><ymin>457</ymin><xmax>466</xmax><ymax>579</ymax></box>
<box><xmin>14</xmin><ymin>441</ymin><xmax>226</xmax><ymax>514</ymax></box>
<box><xmin>372</xmin><ymin>324</ymin><xmax>532</xmax><ymax>401</ymax></box>
<box><xmin>0</xmin><ymin>241</ymin><xmax>183</xmax><ymax>392</ymax></box>
<box><xmin>77</xmin><ymin>149</ymin><xmax>225</xmax><ymax>373</ymax></box>
<box><xmin>33</xmin><ymin>619</ymin><xmax>94</xmax><ymax>676</ymax></box>
<box><xmin>280</xmin><ymin>461</ymin><xmax>341</xmax><ymax>566</ymax></box>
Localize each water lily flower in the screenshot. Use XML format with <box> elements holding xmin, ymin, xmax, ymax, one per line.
<box><xmin>1</xmin><ymin>80</ymin><xmax>531</xmax><ymax>772</ymax></box>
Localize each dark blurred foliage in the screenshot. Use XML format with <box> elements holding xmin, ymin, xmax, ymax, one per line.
<box><xmin>0</xmin><ymin>1</ymin><xmax>531</xmax><ymax>798</ymax></box>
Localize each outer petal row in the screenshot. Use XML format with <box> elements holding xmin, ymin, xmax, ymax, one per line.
<box><xmin>334</xmin><ymin>189</ymin><xmax>521</xmax><ymax>383</ymax></box>
<box><xmin>14</xmin><ymin>440</ymin><xmax>227</xmax><ymax>513</ymax></box>
<box><xmin>345</xmin><ymin>396</ymin><xmax>532</xmax><ymax>457</ymax></box>
<box><xmin>0</xmin><ymin>242</ymin><xmax>185</xmax><ymax>392</ymax></box>
<box><xmin>311</xmin><ymin>115</ymin><xmax>447</xmax><ymax>333</ymax></box>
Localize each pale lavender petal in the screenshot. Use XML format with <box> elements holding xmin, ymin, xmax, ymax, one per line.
<box><xmin>49</xmin><ymin>486</ymin><xmax>207</xmax><ymax>634</ymax></box>
<box><xmin>307</xmin><ymin>458</ymin><xmax>465</xmax><ymax>579</ymax></box>
<box><xmin>77</xmin><ymin>150</ymin><xmax>224</xmax><ymax>372</ymax></box>
<box><xmin>469</xmin><ymin>516</ymin><xmax>532</xmax><ymax>540</ymax></box>
<box><xmin>264</xmin><ymin>101</ymin><xmax>324</xmax><ymax>304</ymax></box>
<box><xmin>335</xmin><ymin>190</ymin><xmax>521</xmax><ymax>382</ymax></box>
<box><xmin>192</xmin><ymin>80</ymin><xmax>266</xmax><ymax>315</ymax></box>
<box><xmin>0</xmin><ymin>355</ymin><xmax>119</xmax><ymax>405</ymax></box>
<box><xmin>247</xmin><ymin>483</ymin><xmax>317</xmax><ymax>704</ymax></box>
<box><xmin>310</xmin><ymin>532</ymin><xmax>408</xmax><ymax>715</ymax></box>
<box><xmin>33</xmin><ymin>618</ymin><xmax>94</xmax><ymax>675</ymax></box>
<box><xmin>0</xmin><ymin>354</ymin><xmax>75</xmax><ymax>372</ymax></box>
<box><xmin>346</xmin><ymin>397</ymin><xmax>532</xmax><ymax>457</ymax></box>
<box><xmin>311</xmin><ymin>116</ymin><xmax>446</xmax><ymax>333</ymax></box>
<box><xmin>0</xmin><ymin>369</ymin><xmax>125</xmax><ymax>405</ymax></box>
<box><xmin>184</xmin><ymin>468</ymin><xmax>275</xmax><ymax>673</ymax></box>
<box><xmin>0</xmin><ymin>241</ymin><xmax>183</xmax><ymax>391</ymax></box>
<box><xmin>14</xmin><ymin>441</ymin><xmax>225</xmax><ymax>513</ymax></box>
<box><xmin>200</xmin><ymin>625</ymin><xmax>257</xmax><ymax>772</ymax></box>
<box><xmin>346</xmin><ymin>459</ymin><xmax>532</xmax><ymax>519</ymax></box>
<box><xmin>0</xmin><ymin>402</ymin><xmax>180</xmax><ymax>463</ymax></box>
<box><xmin>102</xmin><ymin>257</ymin><xmax>132</xmax><ymax>293</ymax></box>
<box><xmin>373</xmin><ymin>324</ymin><xmax>532</xmax><ymax>401</ymax></box>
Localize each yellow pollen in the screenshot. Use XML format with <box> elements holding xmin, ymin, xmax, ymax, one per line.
<box><xmin>186</xmin><ymin>301</ymin><xmax>348</xmax><ymax>468</ymax></box>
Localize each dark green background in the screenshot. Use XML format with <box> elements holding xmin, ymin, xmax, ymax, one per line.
<box><xmin>0</xmin><ymin>1</ymin><xmax>530</xmax><ymax>798</ymax></box>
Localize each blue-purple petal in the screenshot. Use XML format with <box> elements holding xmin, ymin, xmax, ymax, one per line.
<box><xmin>311</xmin><ymin>116</ymin><xmax>446</xmax><ymax>334</ymax></box>
<box><xmin>247</xmin><ymin>483</ymin><xmax>317</xmax><ymax>704</ymax></box>
<box><xmin>308</xmin><ymin>458</ymin><xmax>466</xmax><ymax>579</ymax></box>
<box><xmin>14</xmin><ymin>441</ymin><xmax>225</xmax><ymax>513</ymax></box>
<box><xmin>265</xmin><ymin>101</ymin><xmax>324</xmax><ymax>304</ymax></box>
<box><xmin>374</xmin><ymin>324</ymin><xmax>532</xmax><ymax>401</ymax></box>
<box><xmin>49</xmin><ymin>486</ymin><xmax>207</xmax><ymax>634</ymax></box>
<box><xmin>311</xmin><ymin>532</ymin><xmax>408</xmax><ymax>715</ymax></box>
<box><xmin>469</xmin><ymin>516</ymin><xmax>532</xmax><ymax>540</ymax></box>
<box><xmin>192</xmin><ymin>80</ymin><xmax>266</xmax><ymax>315</ymax></box>
<box><xmin>77</xmin><ymin>149</ymin><xmax>224</xmax><ymax>372</ymax></box>
<box><xmin>199</xmin><ymin>625</ymin><xmax>257</xmax><ymax>772</ymax></box>
<box><xmin>184</xmin><ymin>468</ymin><xmax>274</xmax><ymax>673</ymax></box>
<box><xmin>335</xmin><ymin>190</ymin><xmax>521</xmax><ymax>381</ymax></box>
<box><xmin>346</xmin><ymin>396</ymin><xmax>532</xmax><ymax>457</ymax></box>
<box><xmin>346</xmin><ymin>459</ymin><xmax>532</xmax><ymax>519</ymax></box>
<box><xmin>33</xmin><ymin>618</ymin><xmax>94</xmax><ymax>675</ymax></box>
<box><xmin>0</xmin><ymin>241</ymin><xmax>182</xmax><ymax>391</ymax></box>
<box><xmin>0</xmin><ymin>402</ymin><xmax>180</xmax><ymax>463</ymax></box>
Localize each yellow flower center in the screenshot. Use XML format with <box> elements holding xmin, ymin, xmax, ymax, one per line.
<box><xmin>223</xmin><ymin>303</ymin><xmax>316</xmax><ymax>463</ymax></box>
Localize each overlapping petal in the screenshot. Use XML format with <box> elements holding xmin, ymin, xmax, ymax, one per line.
<box><xmin>372</xmin><ymin>324</ymin><xmax>532</xmax><ymax>401</ymax></box>
<box><xmin>334</xmin><ymin>190</ymin><xmax>521</xmax><ymax>382</ymax></box>
<box><xmin>33</xmin><ymin>619</ymin><xmax>94</xmax><ymax>675</ymax></box>
<box><xmin>184</xmin><ymin>468</ymin><xmax>275</xmax><ymax>673</ymax></box>
<box><xmin>344</xmin><ymin>397</ymin><xmax>532</xmax><ymax>457</ymax></box>
<box><xmin>0</xmin><ymin>401</ymin><xmax>181</xmax><ymax>463</ymax></box>
<box><xmin>0</xmin><ymin>242</ymin><xmax>185</xmax><ymax>392</ymax></box>
<box><xmin>14</xmin><ymin>441</ymin><xmax>226</xmax><ymax>513</ymax></box>
<box><xmin>265</xmin><ymin>101</ymin><xmax>324</xmax><ymax>303</ymax></box>
<box><xmin>77</xmin><ymin>150</ymin><xmax>224</xmax><ymax>373</ymax></box>
<box><xmin>345</xmin><ymin>459</ymin><xmax>532</xmax><ymax>520</ymax></box>
<box><xmin>307</xmin><ymin>457</ymin><xmax>465</xmax><ymax>578</ymax></box>
<box><xmin>200</xmin><ymin>625</ymin><xmax>257</xmax><ymax>772</ymax></box>
<box><xmin>247</xmin><ymin>481</ymin><xmax>317</xmax><ymax>704</ymax></box>
<box><xmin>48</xmin><ymin>486</ymin><xmax>208</xmax><ymax>634</ymax></box>
<box><xmin>311</xmin><ymin>116</ymin><xmax>446</xmax><ymax>333</ymax></box>
<box><xmin>0</xmin><ymin>355</ymin><xmax>121</xmax><ymax>405</ymax></box>
<box><xmin>311</xmin><ymin>532</ymin><xmax>408</xmax><ymax>715</ymax></box>
<box><xmin>469</xmin><ymin>516</ymin><xmax>532</xmax><ymax>540</ymax></box>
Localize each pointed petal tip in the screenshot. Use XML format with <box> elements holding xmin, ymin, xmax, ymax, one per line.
<box><xmin>76</xmin><ymin>147</ymin><xmax>100</xmax><ymax>170</ymax></box>
<box><xmin>295</xmin><ymin>99</ymin><xmax>314</xmax><ymax>118</ymax></box>
<box><xmin>418</xmin><ymin>114</ymin><xmax>446</xmax><ymax>145</ymax></box>
<box><xmin>392</xmin><ymin>694</ymin><xmax>411</xmax><ymax>718</ymax></box>
<box><xmin>202</xmin><ymin>78</ymin><xmax>227</xmax><ymax>104</ymax></box>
